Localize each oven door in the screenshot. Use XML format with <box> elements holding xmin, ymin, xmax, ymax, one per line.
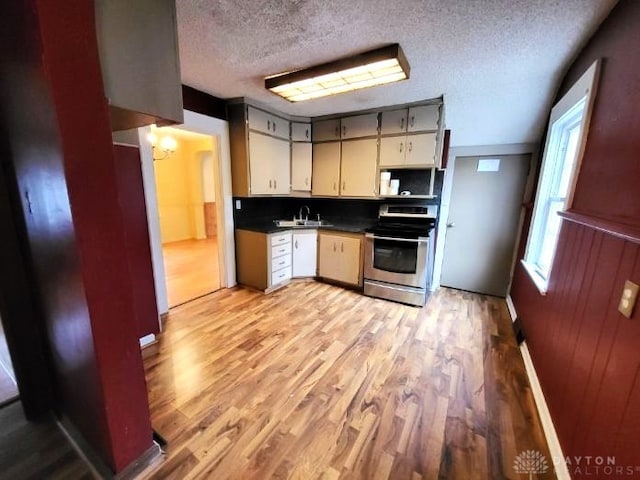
<box><xmin>364</xmin><ymin>233</ymin><xmax>428</xmax><ymax>288</ymax></box>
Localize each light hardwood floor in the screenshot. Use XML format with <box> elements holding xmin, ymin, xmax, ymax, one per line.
<box><xmin>162</xmin><ymin>238</ymin><xmax>221</xmax><ymax>307</ymax></box>
<box><xmin>143</xmin><ymin>283</ymin><xmax>554</xmax><ymax>479</ymax></box>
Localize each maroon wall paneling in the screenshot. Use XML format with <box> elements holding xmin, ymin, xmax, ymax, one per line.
<box><xmin>557</xmin><ymin>0</ymin><xmax>640</xmax><ymax>226</ymax></box>
<box><xmin>510</xmin><ymin>0</ymin><xmax>640</xmax><ymax>472</ymax></box>
<box><xmin>113</xmin><ymin>144</ymin><xmax>160</xmax><ymax>337</ymax></box>
<box><xmin>20</xmin><ymin>0</ymin><xmax>153</xmax><ymax>472</ymax></box>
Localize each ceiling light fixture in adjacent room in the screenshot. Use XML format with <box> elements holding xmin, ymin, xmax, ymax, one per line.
<box><xmin>146</xmin><ymin>128</ymin><xmax>177</xmax><ymax>161</ymax></box>
<box><xmin>265</xmin><ymin>44</ymin><xmax>410</xmax><ymax>102</ymax></box>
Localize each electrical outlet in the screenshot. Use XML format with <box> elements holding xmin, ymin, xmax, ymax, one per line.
<box><xmin>235</xmin><ymin>199</ymin><xmax>241</xmax><ymax>210</ymax></box>
<box><xmin>618</xmin><ymin>280</ymin><xmax>639</xmax><ymax>318</ymax></box>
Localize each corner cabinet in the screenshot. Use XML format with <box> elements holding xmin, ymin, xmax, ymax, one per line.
<box><xmin>235</xmin><ymin>230</ymin><xmax>292</xmax><ymax>291</ymax></box>
<box><xmin>317</xmin><ymin>232</ymin><xmax>363</xmax><ymax>287</ymax></box>
<box><xmin>229</xmin><ymin>103</ymin><xmax>291</xmax><ymax>196</ymax></box>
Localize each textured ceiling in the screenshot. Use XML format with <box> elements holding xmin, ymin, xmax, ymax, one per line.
<box><xmin>177</xmin><ymin>0</ymin><xmax>617</xmax><ymax>146</ymax></box>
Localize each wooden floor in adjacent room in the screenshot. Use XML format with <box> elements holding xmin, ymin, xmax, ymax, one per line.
<box><xmin>143</xmin><ymin>283</ymin><xmax>554</xmax><ymax>479</ymax></box>
<box><xmin>162</xmin><ymin>238</ymin><xmax>221</xmax><ymax>307</ymax></box>
<box><xmin>0</xmin><ymin>319</ymin><xmax>18</xmax><ymax>405</ymax></box>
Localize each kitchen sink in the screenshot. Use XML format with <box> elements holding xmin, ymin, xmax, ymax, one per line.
<box><xmin>274</xmin><ymin>219</ymin><xmax>333</xmax><ymax>228</ymax></box>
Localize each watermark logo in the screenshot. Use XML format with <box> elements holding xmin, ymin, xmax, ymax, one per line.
<box><xmin>514</xmin><ymin>450</ymin><xmax>549</xmax><ymax>479</ymax></box>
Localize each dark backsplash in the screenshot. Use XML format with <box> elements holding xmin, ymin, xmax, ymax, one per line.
<box><xmin>233</xmin><ymin>169</ymin><xmax>444</xmax><ymax>225</ymax></box>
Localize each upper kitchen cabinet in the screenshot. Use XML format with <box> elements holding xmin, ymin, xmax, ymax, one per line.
<box><xmin>248</xmin><ymin>107</ymin><xmax>290</xmax><ymax>141</ymax></box>
<box><xmin>311</xmin><ymin>142</ymin><xmax>341</xmax><ymax>196</ymax></box>
<box><xmin>229</xmin><ymin>103</ymin><xmax>291</xmax><ymax>196</ymax></box>
<box><xmin>313</xmin><ymin>119</ymin><xmax>341</xmax><ymax>142</ymax></box>
<box><xmin>340</xmin><ymin>113</ymin><xmax>379</xmax><ymax>139</ymax></box>
<box><xmin>380</xmin><ymin>104</ymin><xmax>440</xmax><ymax>134</ymax></box>
<box><xmin>291</xmin><ymin>143</ymin><xmax>312</xmax><ymax>191</ymax></box>
<box><xmin>291</xmin><ymin>122</ymin><xmax>312</xmax><ymax>142</ymax></box>
<box><xmin>340</xmin><ymin>139</ymin><xmax>378</xmax><ymax>197</ymax></box>
<box><xmin>95</xmin><ymin>0</ymin><xmax>183</xmax><ymax>131</ymax></box>
<box><xmin>379</xmin><ymin>133</ymin><xmax>437</xmax><ymax>168</ymax></box>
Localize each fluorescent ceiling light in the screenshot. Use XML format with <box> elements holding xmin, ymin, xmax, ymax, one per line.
<box><xmin>265</xmin><ymin>44</ymin><xmax>410</xmax><ymax>102</ymax></box>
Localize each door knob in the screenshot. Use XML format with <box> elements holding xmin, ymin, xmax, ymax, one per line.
<box><xmin>446</xmin><ymin>222</ymin><xmax>455</xmax><ymax>228</ymax></box>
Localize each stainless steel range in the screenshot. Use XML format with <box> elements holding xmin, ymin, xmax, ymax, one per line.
<box><xmin>364</xmin><ymin>204</ymin><xmax>437</xmax><ymax>306</ymax></box>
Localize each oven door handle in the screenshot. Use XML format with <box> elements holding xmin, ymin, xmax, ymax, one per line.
<box><xmin>366</xmin><ymin>233</ymin><xmax>428</xmax><ymax>243</ymax></box>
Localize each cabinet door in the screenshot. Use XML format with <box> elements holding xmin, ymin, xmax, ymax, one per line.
<box><xmin>340</xmin><ymin>139</ymin><xmax>378</xmax><ymax>197</ymax></box>
<box><xmin>248</xmin><ymin>106</ymin><xmax>289</xmax><ymax>140</ymax></box>
<box><xmin>291</xmin><ymin>143</ymin><xmax>312</xmax><ymax>191</ymax></box>
<box><xmin>248</xmin><ymin>131</ymin><xmax>274</xmax><ymax>194</ymax></box>
<box><xmin>318</xmin><ymin>233</ymin><xmax>339</xmax><ymax>280</ymax></box>
<box><xmin>407</xmin><ymin>105</ymin><xmax>439</xmax><ymax>132</ymax></box>
<box><xmin>340</xmin><ymin>113</ymin><xmax>378</xmax><ymax>139</ymax></box>
<box><xmin>337</xmin><ymin>236</ymin><xmax>361</xmax><ymax>285</ymax></box>
<box><xmin>404</xmin><ymin>133</ymin><xmax>437</xmax><ymax>167</ymax></box>
<box><xmin>312</xmin><ymin>142</ymin><xmax>341</xmax><ymax>196</ymax></box>
<box><xmin>270</xmin><ymin>136</ymin><xmax>291</xmax><ymax>194</ymax></box>
<box><xmin>293</xmin><ymin>231</ymin><xmax>317</xmax><ymax>277</ymax></box>
<box><xmin>291</xmin><ymin>122</ymin><xmax>311</xmax><ymax>142</ymax></box>
<box><xmin>380</xmin><ymin>109</ymin><xmax>408</xmax><ymax>135</ymax></box>
<box><xmin>312</xmin><ymin>119</ymin><xmax>341</xmax><ymax>142</ymax></box>
<box><xmin>379</xmin><ymin>136</ymin><xmax>406</xmax><ymax>167</ymax></box>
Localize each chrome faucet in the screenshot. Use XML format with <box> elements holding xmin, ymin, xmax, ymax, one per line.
<box><xmin>299</xmin><ymin>205</ymin><xmax>310</xmax><ymax>221</ymax></box>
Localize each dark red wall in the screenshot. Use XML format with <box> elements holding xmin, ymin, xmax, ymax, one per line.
<box><xmin>113</xmin><ymin>144</ymin><xmax>160</xmax><ymax>337</ymax></box>
<box><xmin>0</xmin><ymin>0</ymin><xmax>154</xmax><ymax>473</ymax></box>
<box><xmin>510</xmin><ymin>0</ymin><xmax>640</xmax><ymax>472</ymax></box>
<box><xmin>35</xmin><ymin>0</ymin><xmax>154</xmax><ymax>471</ymax></box>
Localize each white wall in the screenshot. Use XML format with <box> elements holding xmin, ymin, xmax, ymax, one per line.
<box><xmin>138</xmin><ymin>111</ymin><xmax>236</xmax><ymax>315</ymax></box>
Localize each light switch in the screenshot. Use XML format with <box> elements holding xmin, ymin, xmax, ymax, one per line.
<box><xmin>618</xmin><ymin>280</ymin><xmax>639</xmax><ymax>318</ymax></box>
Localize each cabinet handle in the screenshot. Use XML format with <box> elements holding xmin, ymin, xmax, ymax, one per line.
<box><xmin>273</xmin><ymin>122</ymin><xmax>277</xmax><ymax>132</ymax></box>
<box><xmin>400</xmin><ymin>117</ymin><xmax>405</xmax><ymax>130</ymax></box>
<box><xmin>408</xmin><ymin>141</ymin><xmax>413</xmax><ymax>152</ymax></box>
<box><xmin>305</xmin><ymin>128</ymin><xmax>309</xmax><ymax>139</ymax></box>
<box><xmin>342</xmin><ymin>181</ymin><xmax>346</xmax><ymax>191</ymax></box>
<box><xmin>267</xmin><ymin>120</ymin><xmax>271</xmax><ymax>131</ymax></box>
<box><xmin>333</xmin><ymin>181</ymin><xmax>337</xmax><ymax>191</ymax></box>
<box><xmin>399</xmin><ymin>142</ymin><xmax>403</xmax><ymax>153</ymax></box>
<box><xmin>341</xmin><ymin>242</ymin><xmax>344</xmax><ymax>253</ymax></box>
<box><xmin>335</xmin><ymin>126</ymin><xmax>340</xmax><ymax>138</ymax></box>
<box><xmin>295</xmin><ymin>240</ymin><xmax>298</xmax><ymax>249</ymax></box>
<box><xmin>273</xmin><ymin>179</ymin><xmax>277</xmax><ymax>189</ymax></box>
<box><xmin>269</xmin><ymin>179</ymin><xmax>273</xmax><ymax>188</ymax></box>
<box><xmin>342</xmin><ymin>125</ymin><xmax>346</xmax><ymax>136</ymax></box>
<box><xmin>410</xmin><ymin>116</ymin><xmax>415</xmax><ymax>128</ymax></box>
<box><xmin>333</xmin><ymin>242</ymin><xmax>336</xmax><ymax>252</ymax></box>
<box><xmin>305</xmin><ymin>177</ymin><xmax>309</xmax><ymax>186</ymax></box>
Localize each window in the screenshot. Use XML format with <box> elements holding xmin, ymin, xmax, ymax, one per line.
<box><xmin>523</xmin><ymin>60</ymin><xmax>600</xmax><ymax>294</ymax></box>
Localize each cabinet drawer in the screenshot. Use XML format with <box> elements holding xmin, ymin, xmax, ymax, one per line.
<box><xmin>271</xmin><ymin>243</ymin><xmax>292</xmax><ymax>258</ymax></box>
<box><xmin>271</xmin><ymin>265</ymin><xmax>292</xmax><ymax>286</ymax></box>
<box><xmin>270</xmin><ymin>232</ymin><xmax>292</xmax><ymax>247</ymax></box>
<box><xmin>271</xmin><ymin>253</ymin><xmax>292</xmax><ymax>272</ymax></box>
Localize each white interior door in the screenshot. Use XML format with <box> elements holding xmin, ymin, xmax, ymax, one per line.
<box><xmin>440</xmin><ymin>154</ymin><xmax>530</xmax><ymax>297</ymax></box>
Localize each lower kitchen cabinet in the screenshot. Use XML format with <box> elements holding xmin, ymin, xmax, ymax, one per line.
<box><xmin>236</xmin><ymin>229</ymin><xmax>292</xmax><ymax>291</ymax></box>
<box><xmin>318</xmin><ymin>232</ymin><xmax>363</xmax><ymax>287</ymax></box>
<box><xmin>292</xmin><ymin>230</ymin><xmax>317</xmax><ymax>277</ymax></box>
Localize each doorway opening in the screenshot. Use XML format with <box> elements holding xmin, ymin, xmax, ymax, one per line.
<box><xmin>151</xmin><ymin>126</ymin><xmax>222</xmax><ymax>307</ymax></box>
<box><xmin>0</xmin><ymin>315</ymin><xmax>18</xmax><ymax>406</ymax></box>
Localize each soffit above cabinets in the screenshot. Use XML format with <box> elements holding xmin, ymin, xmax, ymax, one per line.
<box><xmin>175</xmin><ymin>0</ymin><xmax>617</xmax><ymax>147</ymax></box>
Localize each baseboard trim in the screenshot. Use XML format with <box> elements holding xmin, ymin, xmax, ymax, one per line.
<box><xmin>139</xmin><ymin>333</ymin><xmax>157</xmax><ymax>348</ymax></box>
<box><xmin>520</xmin><ymin>342</ymin><xmax>570</xmax><ymax>480</ymax></box>
<box><xmin>505</xmin><ymin>295</ymin><xmax>517</xmax><ymax>322</ymax></box>
<box><xmin>57</xmin><ymin>415</ymin><xmax>112</xmax><ymax>479</ymax></box>
<box><xmin>114</xmin><ymin>442</ymin><xmax>163</xmax><ymax>480</ymax></box>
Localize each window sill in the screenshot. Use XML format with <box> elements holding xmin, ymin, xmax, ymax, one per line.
<box><xmin>521</xmin><ymin>260</ymin><xmax>548</xmax><ymax>296</ymax></box>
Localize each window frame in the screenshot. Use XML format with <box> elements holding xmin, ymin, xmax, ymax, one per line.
<box><xmin>522</xmin><ymin>60</ymin><xmax>601</xmax><ymax>294</ymax></box>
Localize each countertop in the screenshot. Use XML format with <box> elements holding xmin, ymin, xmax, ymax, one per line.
<box><xmin>235</xmin><ymin>218</ymin><xmax>375</xmax><ymax>235</ymax></box>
